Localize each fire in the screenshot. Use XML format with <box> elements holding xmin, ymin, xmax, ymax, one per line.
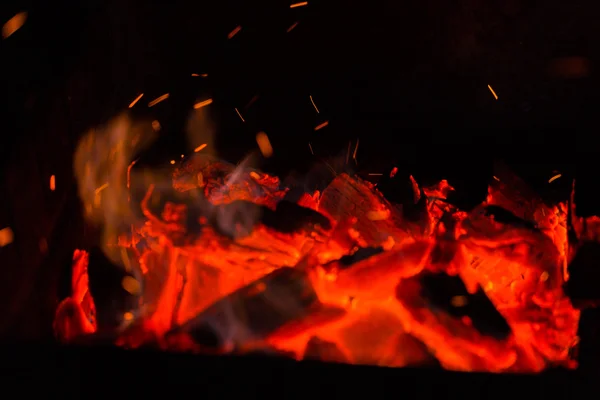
<box><xmin>57</xmin><ymin>116</ymin><xmax>586</xmax><ymax>372</ymax></box>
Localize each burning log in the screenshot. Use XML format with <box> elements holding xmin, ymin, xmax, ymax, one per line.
<box><xmin>395</xmin><ymin>269</ymin><xmax>519</xmax><ymax>372</ymax></box>
<box><xmin>168</xmin><ymin>267</ymin><xmax>345</xmax><ymax>351</ymax></box>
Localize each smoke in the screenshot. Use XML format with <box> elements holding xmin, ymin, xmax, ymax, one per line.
<box><xmin>73</xmin><ymin>114</ymin><xmax>158</xmax><ymax>266</ymax></box>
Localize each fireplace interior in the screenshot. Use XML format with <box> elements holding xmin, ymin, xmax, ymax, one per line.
<box><xmin>1</xmin><ymin>0</ymin><xmax>600</xmax><ymax>394</ymax></box>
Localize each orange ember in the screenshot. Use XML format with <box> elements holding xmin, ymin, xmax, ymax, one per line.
<box><xmin>56</xmin><ymin>150</ymin><xmax>585</xmax><ymax>372</ymax></box>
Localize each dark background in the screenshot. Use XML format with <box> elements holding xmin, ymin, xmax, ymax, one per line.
<box><xmin>0</xmin><ymin>0</ymin><xmax>599</xmax><ymax>340</ymax></box>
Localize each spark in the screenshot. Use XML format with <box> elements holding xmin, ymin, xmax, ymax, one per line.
<box><xmin>194</xmin><ymin>143</ymin><xmax>208</xmax><ymax>153</ymax></box>
<box><xmin>368</xmin><ymin>173</ymin><xmax>383</xmax><ymax>176</ymax></box>
<box><xmin>487</xmin><ymin>84</ymin><xmax>498</xmax><ymax>100</ymax></box>
<box><xmin>128</xmin><ymin>93</ymin><xmax>144</xmax><ymax>108</ymax></box>
<box><xmin>193</xmin><ymin>98</ymin><xmax>213</xmax><ymax>109</ymax></box>
<box><xmin>493</xmin><ymin>176</ymin><xmax>500</xmax><ymax>181</ymax></box>
<box><xmin>180</xmin><ymin>154</ymin><xmax>184</xmax><ymax>158</ymax></box>
<box><xmin>235</xmin><ymin>108</ymin><xmax>245</xmax><ymax>122</ymax></box>
<box><xmin>287</xmin><ymin>22</ymin><xmax>299</xmax><ymax>33</ymax></box>
<box><xmin>310</xmin><ymin>95</ymin><xmax>320</xmax><ymax>113</ymax></box>
<box><xmin>352</xmin><ymin>139</ymin><xmax>359</xmax><ymax>162</ymax></box>
<box><xmin>148</xmin><ymin>93</ymin><xmax>170</xmax><ymax>107</ymax></box>
<box><xmin>122</xmin><ymin>276</ymin><xmax>141</xmax><ymax>295</ymax></box>
<box><xmin>245</xmin><ymin>94</ymin><xmax>260</xmax><ymax>109</ymax></box>
<box><xmin>290</xmin><ymin>2</ymin><xmax>308</xmax><ymax>8</ymax></box>
<box><xmin>2</xmin><ymin>12</ymin><xmax>27</xmax><ymax>39</ymax></box>
<box><xmin>308</xmin><ymin>142</ymin><xmax>314</xmax><ymax>155</ymax></box>
<box><xmin>127</xmin><ymin>160</ymin><xmax>138</xmax><ymax>203</ymax></box>
<box><xmin>191</xmin><ymin>73</ymin><xmax>200</xmax><ymax>77</ymax></box>
<box><xmin>95</xmin><ymin>182</ymin><xmax>109</xmax><ymax>195</ymax></box>
<box><xmin>170</xmin><ymin>160</ymin><xmax>176</xmax><ymax>165</ymax></box>
<box><xmin>123</xmin><ymin>312</ymin><xmax>134</xmax><ymax>321</ymax></box>
<box><xmin>201</xmin><ymin>73</ymin><xmax>208</xmax><ymax>77</ymax></box>
<box><xmin>256</xmin><ymin>132</ymin><xmax>273</xmax><ymax>158</ymax></box>
<box><xmin>0</xmin><ymin>227</ymin><xmax>14</xmax><ymax>247</ymax></box>
<box><xmin>549</xmin><ymin>173</ymin><xmax>562</xmax><ymax>183</ymax></box>
<box><xmin>49</xmin><ymin>175</ymin><xmax>56</xmax><ymax>191</ymax></box>
<box><xmin>451</xmin><ymin>296</ymin><xmax>468</xmax><ymax>307</ymax></box>
<box><xmin>228</xmin><ymin>25</ymin><xmax>242</xmax><ymax>39</ymax></box>
<box><xmin>152</xmin><ymin>120</ymin><xmax>161</xmax><ymax>131</ymax></box>
<box><xmin>315</xmin><ymin>121</ymin><xmax>329</xmax><ymax>131</ymax></box>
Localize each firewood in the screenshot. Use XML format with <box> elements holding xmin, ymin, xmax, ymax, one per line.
<box><xmin>169</xmin><ymin>267</ymin><xmax>345</xmax><ymax>350</ymax></box>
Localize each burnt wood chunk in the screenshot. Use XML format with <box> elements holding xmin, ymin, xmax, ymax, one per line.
<box><xmin>337</xmin><ymin>246</ymin><xmax>385</xmax><ymax>269</ymax></box>
<box><xmin>303</xmin><ymin>336</ymin><xmax>349</xmax><ymax>363</ymax></box>
<box><xmin>395</xmin><ymin>270</ymin><xmax>517</xmax><ymax>371</ymax></box>
<box><xmin>419</xmin><ymin>272</ymin><xmax>511</xmax><ymax>339</ymax></box>
<box><xmin>171</xmin><ymin>267</ymin><xmax>337</xmax><ymax>349</ymax></box>
<box><xmin>318</xmin><ymin>173</ymin><xmax>410</xmax><ymax>246</ymax></box>
<box><xmin>565</xmin><ymin>242</ymin><xmax>600</xmax><ymax>308</ymax></box>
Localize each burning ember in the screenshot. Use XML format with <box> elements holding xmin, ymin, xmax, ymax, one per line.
<box><xmin>54</xmin><ymin>115</ymin><xmax>587</xmax><ymax>373</ymax></box>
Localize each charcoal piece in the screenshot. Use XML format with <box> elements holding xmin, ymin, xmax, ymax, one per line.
<box><xmin>564</xmin><ymin>242</ymin><xmax>600</xmax><ymax>308</ymax></box>
<box><xmin>303</xmin><ymin>336</ymin><xmax>349</xmax><ymax>363</ymax></box>
<box><xmin>170</xmin><ymin>267</ymin><xmax>325</xmax><ymax>349</ymax></box>
<box><xmin>337</xmin><ymin>246</ymin><xmax>384</xmax><ymax>269</ymax></box>
<box><xmin>263</xmin><ymin>200</ymin><xmax>331</xmax><ymax>232</ymax></box>
<box><xmin>483</xmin><ymin>205</ymin><xmax>537</xmax><ymax>230</ymax></box>
<box><xmin>419</xmin><ymin>272</ymin><xmax>511</xmax><ymax>340</ymax></box>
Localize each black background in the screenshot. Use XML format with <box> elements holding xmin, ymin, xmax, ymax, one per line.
<box><xmin>1</xmin><ymin>0</ymin><xmax>599</xmax><ymax>339</ymax></box>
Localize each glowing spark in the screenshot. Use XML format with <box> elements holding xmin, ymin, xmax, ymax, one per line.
<box><xmin>201</xmin><ymin>73</ymin><xmax>208</xmax><ymax>77</ymax></box>
<box><xmin>95</xmin><ymin>183</ymin><xmax>109</xmax><ymax>195</ymax></box>
<box><xmin>123</xmin><ymin>312</ymin><xmax>134</xmax><ymax>321</ymax></box>
<box><xmin>127</xmin><ymin>160</ymin><xmax>137</xmax><ymax>203</ymax></box>
<box><xmin>290</xmin><ymin>2</ymin><xmax>308</xmax><ymax>8</ymax></box>
<box><xmin>315</xmin><ymin>121</ymin><xmax>329</xmax><ymax>131</ymax></box>
<box><xmin>0</xmin><ymin>227</ymin><xmax>14</xmax><ymax>247</ymax></box>
<box><xmin>308</xmin><ymin>142</ymin><xmax>314</xmax><ymax>155</ymax></box>
<box><xmin>487</xmin><ymin>84</ymin><xmax>498</xmax><ymax>100</ymax></box>
<box><xmin>245</xmin><ymin>94</ymin><xmax>259</xmax><ymax>109</ymax></box>
<box><xmin>191</xmin><ymin>73</ymin><xmax>199</xmax><ymax>77</ymax></box>
<box><xmin>122</xmin><ymin>276</ymin><xmax>141</xmax><ymax>295</ymax></box>
<box><xmin>256</xmin><ymin>132</ymin><xmax>273</xmax><ymax>158</ymax></box>
<box><xmin>148</xmin><ymin>93</ymin><xmax>170</xmax><ymax>107</ymax></box>
<box><xmin>194</xmin><ymin>144</ymin><xmax>208</xmax><ymax>152</ymax></box>
<box><xmin>170</xmin><ymin>160</ymin><xmax>176</xmax><ymax>165</ymax></box>
<box><xmin>549</xmin><ymin>174</ymin><xmax>562</xmax><ymax>183</ymax></box>
<box><xmin>235</xmin><ymin>108</ymin><xmax>245</xmax><ymax>122</ymax></box>
<box><xmin>49</xmin><ymin>175</ymin><xmax>56</xmax><ymax>191</ymax></box>
<box><xmin>193</xmin><ymin>98</ymin><xmax>213</xmax><ymax>109</ymax></box>
<box><xmin>2</xmin><ymin>12</ymin><xmax>27</xmax><ymax>39</ymax></box>
<box><xmin>451</xmin><ymin>296</ymin><xmax>468</xmax><ymax>307</ymax></box>
<box><xmin>352</xmin><ymin>139</ymin><xmax>359</xmax><ymax>161</ymax></box>
<box><xmin>228</xmin><ymin>25</ymin><xmax>242</xmax><ymax>39</ymax></box>
<box><xmin>368</xmin><ymin>173</ymin><xmax>383</xmax><ymax>176</ymax></box>
<box><xmin>128</xmin><ymin>93</ymin><xmax>144</xmax><ymax>108</ymax></box>
<box><xmin>493</xmin><ymin>176</ymin><xmax>500</xmax><ymax>181</ymax></box>
<box><xmin>151</xmin><ymin>120</ymin><xmax>161</xmax><ymax>131</ymax></box>
<box><xmin>287</xmin><ymin>22</ymin><xmax>299</xmax><ymax>33</ymax></box>
<box><xmin>180</xmin><ymin>154</ymin><xmax>184</xmax><ymax>158</ymax></box>
<box><xmin>310</xmin><ymin>95</ymin><xmax>320</xmax><ymax>113</ymax></box>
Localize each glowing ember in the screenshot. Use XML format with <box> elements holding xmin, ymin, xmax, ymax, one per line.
<box><xmin>148</xmin><ymin>93</ymin><xmax>170</xmax><ymax>107</ymax></box>
<box><xmin>57</xmin><ymin>117</ymin><xmax>586</xmax><ymax>373</ymax></box>
<box><xmin>193</xmin><ymin>99</ymin><xmax>213</xmax><ymax>109</ymax></box>
<box><xmin>2</xmin><ymin>12</ymin><xmax>27</xmax><ymax>40</ymax></box>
